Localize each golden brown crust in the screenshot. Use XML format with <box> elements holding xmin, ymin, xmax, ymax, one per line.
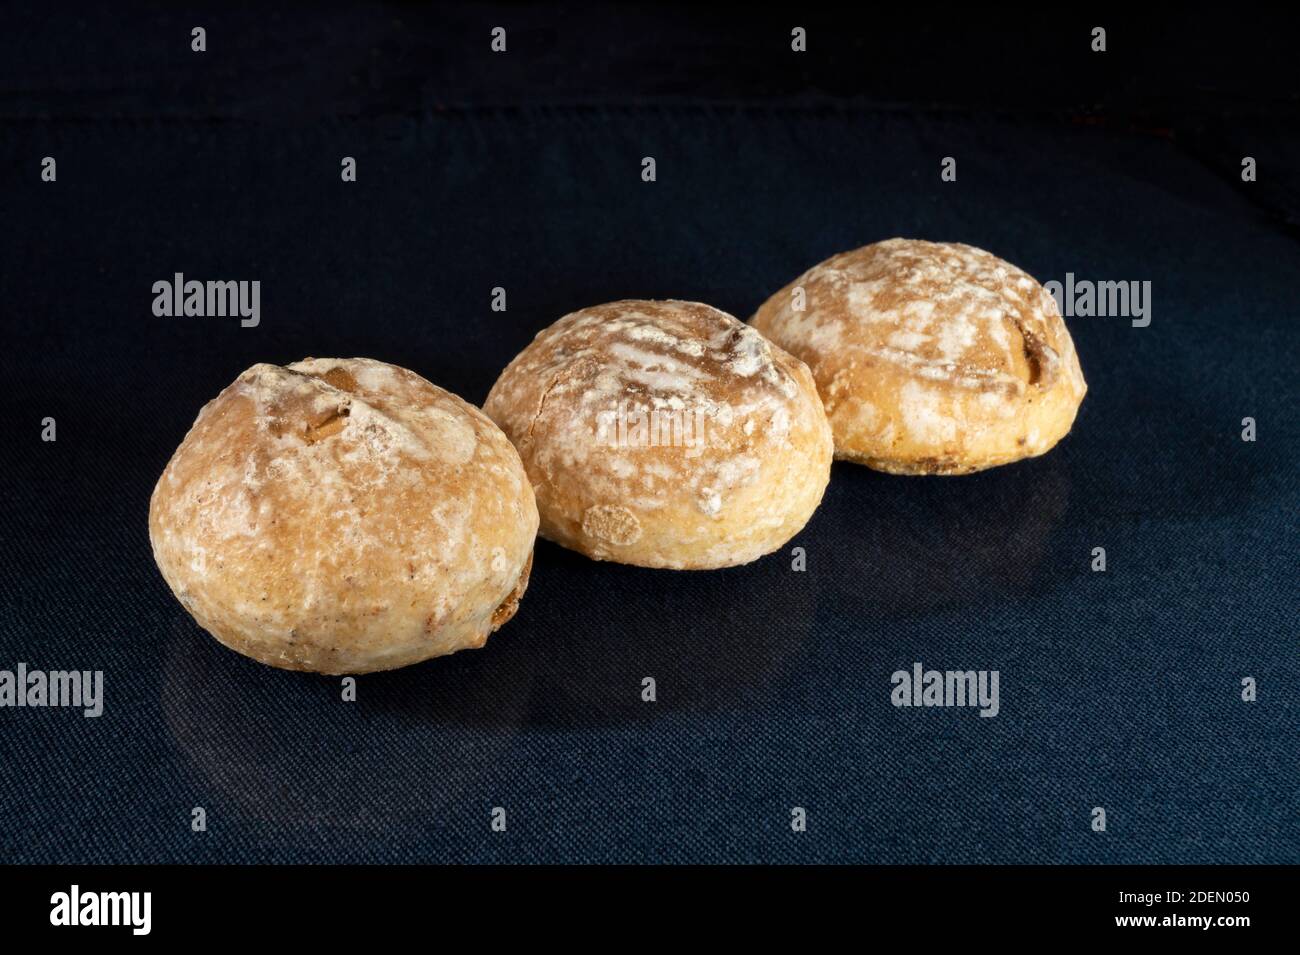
<box><xmin>750</xmin><ymin>239</ymin><xmax>1087</xmax><ymax>474</ymax></box>
<box><xmin>484</xmin><ymin>300</ymin><xmax>833</xmax><ymax>569</ymax></box>
<box><xmin>489</xmin><ymin>549</ymin><xmax>532</xmax><ymax>631</ymax></box>
<box><xmin>148</xmin><ymin>357</ymin><xmax>539</xmax><ymax>673</ymax></box>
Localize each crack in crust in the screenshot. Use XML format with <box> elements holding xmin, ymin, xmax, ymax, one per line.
<box><xmin>148</xmin><ymin>357</ymin><xmax>541</xmax><ymax>673</ymax></box>
<box><xmin>1011</xmin><ymin>318</ymin><xmax>1061</xmax><ymax>388</ymax></box>
<box><xmin>526</xmin><ymin>359</ymin><xmax>598</xmax><ymax>442</ymax></box>
<box><xmin>483</xmin><ymin>300</ymin><xmax>834</xmax><ymax>568</ymax></box>
<box><xmin>490</xmin><ymin>549</ymin><xmax>533</xmax><ymax>630</ymax></box>
<box><xmin>750</xmin><ymin>239</ymin><xmax>1087</xmax><ymax>474</ymax></box>
<box><xmin>303</xmin><ymin>405</ymin><xmax>351</xmax><ymax>443</ymax></box>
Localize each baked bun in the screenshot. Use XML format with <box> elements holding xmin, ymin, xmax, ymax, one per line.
<box><xmin>751</xmin><ymin>239</ymin><xmax>1087</xmax><ymax>474</ymax></box>
<box><xmin>149</xmin><ymin>357</ymin><xmax>538</xmax><ymax>674</ymax></box>
<box><xmin>484</xmin><ymin>300</ymin><xmax>833</xmax><ymax>569</ymax></box>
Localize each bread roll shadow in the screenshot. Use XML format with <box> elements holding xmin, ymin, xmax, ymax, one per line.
<box><xmin>331</xmin><ymin>535</ymin><xmax>819</xmax><ymax>728</ymax></box>
<box><xmin>490</xmin><ymin>538</ymin><xmax>818</xmax><ymax>727</ymax></box>
<box><xmin>821</xmin><ymin>459</ymin><xmax>1074</xmax><ymax>616</ymax></box>
<box><xmin>160</xmin><ymin>536</ymin><xmax>817</xmax><ymax>831</ymax></box>
<box><xmin>161</xmin><ymin>611</ymin><xmax>532</xmax><ymax>834</ymax></box>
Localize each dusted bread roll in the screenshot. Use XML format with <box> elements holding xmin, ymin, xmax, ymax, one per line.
<box><xmin>484</xmin><ymin>300</ymin><xmax>833</xmax><ymax>569</ymax></box>
<box><xmin>751</xmin><ymin>239</ymin><xmax>1087</xmax><ymax>474</ymax></box>
<box><xmin>149</xmin><ymin>358</ymin><xmax>538</xmax><ymax>674</ymax></box>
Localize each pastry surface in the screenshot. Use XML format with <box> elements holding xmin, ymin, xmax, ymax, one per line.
<box><xmin>750</xmin><ymin>239</ymin><xmax>1087</xmax><ymax>474</ymax></box>
<box><xmin>485</xmin><ymin>300</ymin><xmax>833</xmax><ymax>568</ymax></box>
<box><xmin>149</xmin><ymin>357</ymin><xmax>539</xmax><ymax>673</ymax></box>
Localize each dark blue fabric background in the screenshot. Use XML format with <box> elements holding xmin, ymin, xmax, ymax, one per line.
<box><xmin>0</xmin><ymin>4</ymin><xmax>1296</xmax><ymax>864</ymax></box>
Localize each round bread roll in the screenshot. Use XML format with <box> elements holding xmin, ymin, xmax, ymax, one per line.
<box><xmin>751</xmin><ymin>239</ymin><xmax>1087</xmax><ymax>474</ymax></box>
<box><xmin>484</xmin><ymin>300</ymin><xmax>833</xmax><ymax>569</ymax></box>
<box><xmin>149</xmin><ymin>357</ymin><xmax>539</xmax><ymax>674</ymax></box>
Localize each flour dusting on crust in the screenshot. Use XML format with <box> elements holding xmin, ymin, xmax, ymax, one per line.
<box><xmin>148</xmin><ymin>357</ymin><xmax>539</xmax><ymax>673</ymax></box>
<box><xmin>751</xmin><ymin>240</ymin><xmax>1087</xmax><ymax>474</ymax></box>
<box><xmin>485</xmin><ymin>300</ymin><xmax>832</xmax><ymax>568</ymax></box>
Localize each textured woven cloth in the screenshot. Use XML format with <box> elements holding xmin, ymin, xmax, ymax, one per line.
<box><xmin>1</xmin><ymin>7</ymin><xmax>1296</xmax><ymax>865</ymax></box>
